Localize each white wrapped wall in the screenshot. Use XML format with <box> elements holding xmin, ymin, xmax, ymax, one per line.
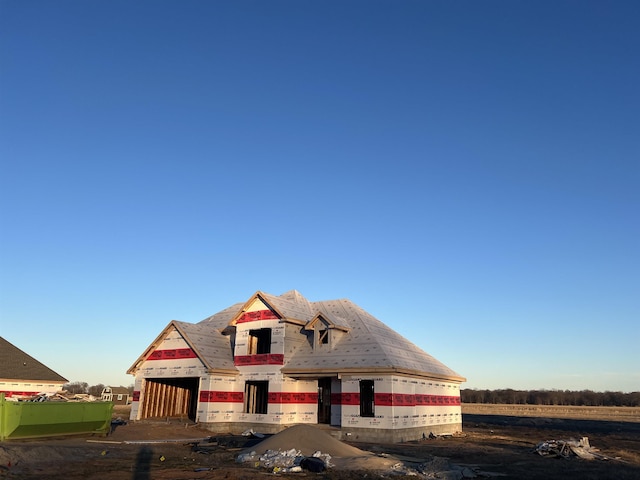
<box><xmin>339</xmin><ymin>375</ymin><xmax>461</xmax><ymax>430</ymax></box>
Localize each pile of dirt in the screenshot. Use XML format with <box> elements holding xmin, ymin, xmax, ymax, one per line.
<box><xmin>246</xmin><ymin>424</ymin><xmax>366</xmax><ymax>457</ymax></box>
<box><xmin>240</xmin><ymin>424</ymin><xmax>444</xmax><ymax>473</ymax></box>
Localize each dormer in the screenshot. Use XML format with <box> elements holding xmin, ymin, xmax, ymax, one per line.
<box><xmin>304</xmin><ymin>313</ymin><xmax>350</xmax><ymax>349</ymax></box>
<box><xmin>228</xmin><ymin>292</ymin><xmax>286</xmax><ymax>366</ymax></box>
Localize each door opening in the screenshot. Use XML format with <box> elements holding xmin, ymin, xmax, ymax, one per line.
<box><xmin>140</xmin><ymin>377</ymin><xmax>199</xmax><ymax>421</ymax></box>
<box><xmin>317</xmin><ymin>378</ymin><xmax>332</xmax><ymax>424</ymax></box>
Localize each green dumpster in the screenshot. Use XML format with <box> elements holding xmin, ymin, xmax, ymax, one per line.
<box><xmin>0</xmin><ymin>394</ymin><xmax>113</xmax><ymax>440</ymax></box>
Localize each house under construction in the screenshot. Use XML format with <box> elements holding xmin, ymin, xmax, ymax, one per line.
<box><xmin>127</xmin><ymin>290</ymin><xmax>465</xmax><ymax>442</ymax></box>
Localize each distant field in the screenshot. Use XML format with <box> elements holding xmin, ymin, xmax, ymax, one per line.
<box><xmin>462</xmin><ymin>403</ymin><xmax>640</xmax><ymax>422</ymax></box>
<box><xmin>112</xmin><ymin>404</ymin><xmax>131</xmax><ymax>417</ymax></box>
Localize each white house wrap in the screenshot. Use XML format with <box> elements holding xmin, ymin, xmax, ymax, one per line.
<box><xmin>127</xmin><ymin>290</ymin><xmax>465</xmax><ymax>442</ymax></box>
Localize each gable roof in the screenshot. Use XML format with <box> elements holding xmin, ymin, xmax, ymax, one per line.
<box><xmin>129</xmin><ymin>291</ymin><xmax>465</xmax><ymax>384</ymax></box>
<box><xmin>174</xmin><ymin>321</ymin><xmax>237</xmax><ymax>372</ymax></box>
<box><xmin>0</xmin><ymin>337</ymin><xmax>68</xmax><ymax>383</ymax></box>
<box><xmin>127</xmin><ymin>320</ymin><xmax>237</xmax><ymax>375</ymax></box>
<box><xmin>263</xmin><ymin>289</ymin><xmax>315</xmax><ymax>323</ymax></box>
<box><xmin>226</xmin><ymin>291</ymin><xmax>465</xmax><ymax>382</ymax></box>
<box><xmin>227</xmin><ymin>290</ymin><xmax>315</xmax><ymax>326</ymax></box>
<box><xmin>305</xmin><ymin>313</ymin><xmax>350</xmax><ymax>332</ymax></box>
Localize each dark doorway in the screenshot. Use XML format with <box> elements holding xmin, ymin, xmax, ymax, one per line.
<box><xmin>244</xmin><ymin>381</ymin><xmax>269</xmax><ymax>414</ymax></box>
<box><xmin>359</xmin><ymin>379</ymin><xmax>375</xmax><ymax>417</ymax></box>
<box><xmin>140</xmin><ymin>377</ymin><xmax>199</xmax><ymax>421</ymax></box>
<box><xmin>318</xmin><ymin>378</ymin><xmax>332</xmax><ymax>424</ymax></box>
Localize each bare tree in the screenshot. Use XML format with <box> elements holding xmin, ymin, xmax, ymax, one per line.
<box><xmin>88</xmin><ymin>384</ymin><xmax>105</xmax><ymax>397</ymax></box>
<box><xmin>63</xmin><ymin>381</ymin><xmax>88</xmax><ymax>394</ymax></box>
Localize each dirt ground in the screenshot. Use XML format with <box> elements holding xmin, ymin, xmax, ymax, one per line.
<box><xmin>1</xmin><ymin>410</ymin><xmax>639</xmax><ymax>479</ymax></box>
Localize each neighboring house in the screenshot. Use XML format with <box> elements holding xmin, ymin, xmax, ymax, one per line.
<box><xmin>127</xmin><ymin>290</ymin><xmax>465</xmax><ymax>442</ymax></box>
<box><xmin>101</xmin><ymin>386</ymin><xmax>131</xmax><ymax>405</ymax></box>
<box><xmin>0</xmin><ymin>336</ymin><xmax>68</xmax><ymax>399</ymax></box>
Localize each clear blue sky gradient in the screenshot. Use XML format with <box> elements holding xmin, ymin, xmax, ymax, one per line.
<box><xmin>1</xmin><ymin>1</ymin><xmax>638</xmax><ymax>392</ymax></box>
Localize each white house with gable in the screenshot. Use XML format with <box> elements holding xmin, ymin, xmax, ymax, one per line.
<box><xmin>127</xmin><ymin>290</ymin><xmax>465</xmax><ymax>442</ymax></box>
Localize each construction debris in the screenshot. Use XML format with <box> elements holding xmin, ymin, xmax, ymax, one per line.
<box><xmin>241</xmin><ymin>428</ymin><xmax>265</xmax><ymax>438</ymax></box>
<box><xmin>6</xmin><ymin>392</ymin><xmax>100</xmax><ymax>403</ymax></box>
<box><xmin>233</xmin><ymin>424</ymin><xmax>491</xmax><ymax>477</ymax></box>
<box><xmin>534</xmin><ymin>437</ymin><xmax>611</xmax><ymax>460</ymax></box>
<box><xmin>237</xmin><ymin>448</ymin><xmax>331</xmax><ymax>473</ymax></box>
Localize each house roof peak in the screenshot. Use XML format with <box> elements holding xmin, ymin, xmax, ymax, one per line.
<box><xmin>0</xmin><ymin>336</ymin><xmax>68</xmax><ymax>383</ymax></box>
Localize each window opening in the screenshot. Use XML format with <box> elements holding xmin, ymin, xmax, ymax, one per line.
<box><xmin>248</xmin><ymin>328</ymin><xmax>272</xmax><ymax>355</ymax></box>
<box><xmin>318</xmin><ymin>328</ymin><xmax>329</xmax><ymax>345</ymax></box>
<box><xmin>360</xmin><ymin>380</ymin><xmax>375</xmax><ymax>417</ymax></box>
<box><xmin>244</xmin><ymin>381</ymin><xmax>268</xmax><ymax>414</ymax></box>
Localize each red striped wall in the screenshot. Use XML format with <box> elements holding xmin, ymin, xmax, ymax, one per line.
<box><xmin>196</xmin><ymin>391</ymin><xmax>315</xmax><ymax>404</ymax></box>
<box><xmin>146</xmin><ymin>348</ymin><xmax>198</xmax><ymax>361</ymax></box>
<box><xmin>332</xmin><ymin>393</ymin><xmax>461</xmax><ymax>406</ymax></box>
<box><xmin>234</xmin><ymin>354</ymin><xmax>284</xmax><ymax>366</ymax></box>
<box><xmin>199</xmin><ymin>391</ymin><xmax>244</xmax><ymax>403</ymax></box>
<box><xmin>193</xmin><ymin>390</ymin><xmax>460</xmax><ymax>406</ymax></box>
<box><xmin>237</xmin><ymin>310</ymin><xmax>279</xmax><ymax>323</ymax></box>
<box><xmin>269</xmin><ymin>392</ymin><xmax>317</xmax><ymax>404</ymax></box>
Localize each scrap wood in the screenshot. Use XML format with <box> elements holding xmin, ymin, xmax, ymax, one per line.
<box><xmin>534</xmin><ymin>437</ymin><xmax>612</xmax><ymax>461</ymax></box>
<box><xmin>28</xmin><ymin>393</ymin><xmax>69</xmax><ymax>402</ymax></box>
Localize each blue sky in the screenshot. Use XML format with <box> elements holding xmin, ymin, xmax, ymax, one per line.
<box><xmin>1</xmin><ymin>1</ymin><xmax>638</xmax><ymax>392</ymax></box>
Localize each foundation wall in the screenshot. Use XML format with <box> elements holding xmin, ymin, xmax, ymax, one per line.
<box><xmin>338</xmin><ymin>422</ymin><xmax>463</xmax><ymax>443</ymax></box>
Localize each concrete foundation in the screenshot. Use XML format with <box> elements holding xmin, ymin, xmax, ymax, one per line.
<box><xmin>196</xmin><ymin>420</ymin><xmax>462</xmax><ymax>444</ymax></box>
<box><xmin>338</xmin><ymin>422</ymin><xmax>463</xmax><ymax>443</ymax></box>
<box><xmin>199</xmin><ymin>421</ymin><xmax>293</xmax><ymax>436</ymax></box>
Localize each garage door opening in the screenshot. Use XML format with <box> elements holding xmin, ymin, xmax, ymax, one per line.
<box><xmin>140</xmin><ymin>377</ymin><xmax>199</xmax><ymax>421</ymax></box>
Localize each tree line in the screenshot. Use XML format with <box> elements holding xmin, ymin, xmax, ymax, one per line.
<box><xmin>62</xmin><ymin>381</ymin><xmax>134</xmax><ymax>397</ymax></box>
<box><xmin>461</xmin><ymin>388</ymin><xmax>640</xmax><ymax>407</ymax></box>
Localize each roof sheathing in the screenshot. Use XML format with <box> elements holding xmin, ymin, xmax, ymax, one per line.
<box><xmin>199</xmin><ymin>302</ymin><xmax>245</xmax><ymax>328</ymax></box>
<box><xmin>284</xmin><ymin>298</ymin><xmax>465</xmax><ymax>383</ymax></box>
<box><xmin>260</xmin><ymin>290</ymin><xmax>315</xmax><ymax>324</ymax></box>
<box><xmin>173</xmin><ymin>321</ymin><xmax>237</xmax><ymax>373</ymax></box>
<box><xmin>129</xmin><ymin>290</ymin><xmax>464</xmax><ymax>383</ymax></box>
<box><xmin>0</xmin><ymin>337</ymin><xmax>68</xmax><ymax>383</ymax></box>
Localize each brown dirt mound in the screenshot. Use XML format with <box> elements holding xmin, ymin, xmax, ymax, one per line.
<box><xmin>246</xmin><ymin>424</ymin><xmax>367</xmax><ymax>457</ymax></box>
